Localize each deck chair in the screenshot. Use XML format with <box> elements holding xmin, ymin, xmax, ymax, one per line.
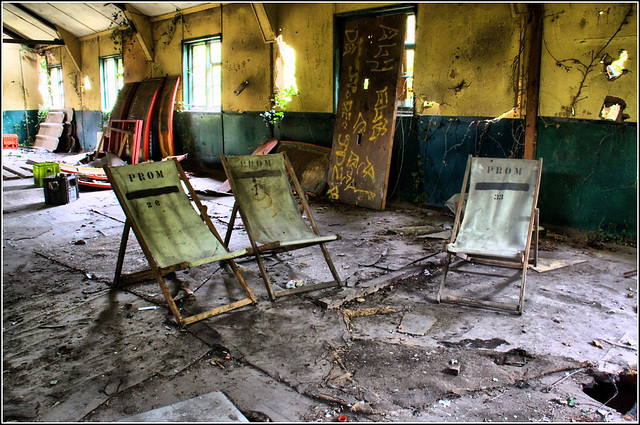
<box><xmin>104</xmin><ymin>159</ymin><xmax>257</xmax><ymax>327</ymax></box>
<box><xmin>436</xmin><ymin>155</ymin><xmax>543</xmax><ymax>314</ymax></box>
<box><xmin>220</xmin><ymin>152</ymin><xmax>343</xmax><ymax>301</ymax></box>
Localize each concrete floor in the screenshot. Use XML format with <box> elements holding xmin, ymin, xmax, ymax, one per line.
<box><xmin>2</xmin><ymin>149</ymin><xmax>638</xmax><ymax>422</ymax></box>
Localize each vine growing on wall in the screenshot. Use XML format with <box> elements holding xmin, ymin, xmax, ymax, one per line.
<box><xmin>109</xmin><ymin>11</ymin><xmax>137</xmax><ymax>53</ymax></box>
<box><xmin>543</xmin><ymin>5</ymin><xmax>634</xmax><ymax>117</ymax></box>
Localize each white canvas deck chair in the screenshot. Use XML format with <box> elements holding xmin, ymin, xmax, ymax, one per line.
<box><xmin>221</xmin><ymin>153</ymin><xmax>343</xmax><ymax>301</ymax></box>
<box><xmin>436</xmin><ymin>155</ymin><xmax>543</xmax><ymax>314</ymax></box>
<box><xmin>104</xmin><ymin>159</ymin><xmax>257</xmax><ymax>327</ymax></box>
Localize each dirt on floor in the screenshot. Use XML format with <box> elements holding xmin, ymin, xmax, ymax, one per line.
<box><xmin>2</xmin><ymin>149</ymin><xmax>638</xmax><ymax>423</ymax></box>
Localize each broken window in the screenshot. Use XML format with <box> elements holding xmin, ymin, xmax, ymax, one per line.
<box><xmin>183</xmin><ymin>36</ymin><xmax>222</xmax><ymax>112</ymax></box>
<box><xmin>49</xmin><ymin>65</ymin><xmax>64</xmax><ymax>108</ymax></box>
<box><xmin>397</xmin><ymin>13</ymin><xmax>415</xmax><ymax>115</ymax></box>
<box><xmin>100</xmin><ymin>55</ymin><xmax>124</xmax><ymax>112</ymax></box>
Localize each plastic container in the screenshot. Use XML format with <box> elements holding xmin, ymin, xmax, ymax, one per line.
<box><xmin>3</xmin><ymin>134</ymin><xmax>19</xmax><ymax>149</ymax></box>
<box><xmin>33</xmin><ymin>162</ymin><xmax>60</xmax><ymax>187</ymax></box>
<box><xmin>43</xmin><ymin>173</ymin><xmax>79</xmax><ymax>205</ymax></box>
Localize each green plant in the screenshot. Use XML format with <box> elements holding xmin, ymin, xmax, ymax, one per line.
<box><xmin>261</xmin><ymin>85</ymin><xmax>298</xmax><ymax>126</ymax></box>
<box><xmin>412</xmin><ymin>155</ymin><xmax>427</xmax><ymax>204</ymax></box>
<box><xmin>109</xmin><ymin>11</ymin><xmax>136</xmax><ymax>53</ymax></box>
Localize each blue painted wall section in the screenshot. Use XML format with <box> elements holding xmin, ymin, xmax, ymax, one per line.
<box><xmin>537</xmin><ymin>118</ymin><xmax>637</xmax><ymax>236</ymax></box>
<box><xmin>2</xmin><ymin>110</ymin><xmax>39</xmax><ymax>146</ymax></box>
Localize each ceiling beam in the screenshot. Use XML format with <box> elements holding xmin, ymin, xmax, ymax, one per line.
<box><xmin>12</xmin><ymin>4</ymin><xmax>58</xmax><ymax>32</ymax></box>
<box><xmin>3</xmin><ymin>37</ymin><xmax>65</xmax><ymax>46</ymax></box>
<box><xmin>55</xmin><ymin>24</ymin><xmax>82</xmax><ymax>72</ymax></box>
<box><xmin>251</xmin><ymin>3</ymin><xmax>277</xmax><ymax>43</ymax></box>
<box><xmin>150</xmin><ymin>3</ymin><xmax>222</xmax><ymax>22</ymax></box>
<box><xmin>3</xmin><ymin>24</ymin><xmax>29</xmax><ymax>40</ymax></box>
<box><xmin>124</xmin><ymin>4</ymin><xmax>153</xmax><ymax>61</ymax></box>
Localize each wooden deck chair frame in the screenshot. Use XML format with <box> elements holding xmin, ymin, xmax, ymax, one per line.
<box><xmin>104</xmin><ymin>159</ymin><xmax>257</xmax><ymax>327</ymax></box>
<box><xmin>436</xmin><ymin>154</ymin><xmax>543</xmax><ymax>314</ymax></box>
<box><xmin>221</xmin><ymin>152</ymin><xmax>343</xmax><ymax>301</ymax></box>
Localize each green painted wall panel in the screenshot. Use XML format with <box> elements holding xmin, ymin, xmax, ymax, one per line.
<box><xmin>537</xmin><ymin>118</ymin><xmax>637</xmax><ymax>236</ymax></box>
<box><xmin>275</xmin><ymin>112</ymin><xmax>336</xmax><ymax>148</ymax></box>
<box><xmin>222</xmin><ymin>113</ymin><xmax>272</xmax><ymax>155</ymax></box>
<box><xmin>2</xmin><ymin>110</ymin><xmax>39</xmax><ymax>146</ymax></box>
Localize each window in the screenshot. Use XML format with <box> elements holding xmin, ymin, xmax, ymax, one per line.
<box><xmin>183</xmin><ymin>36</ymin><xmax>222</xmax><ymax>111</ymax></box>
<box><xmin>48</xmin><ymin>65</ymin><xmax>64</xmax><ymax>108</ymax></box>
<box><xmin>100</xmin><ymin>55</ymin><xmax>124</xmax><ymax>112</ymax></box>
<box><xmin>397</xmin><ymin>13</ymin><xmax>415</xmax><ymax>115</ymax></box>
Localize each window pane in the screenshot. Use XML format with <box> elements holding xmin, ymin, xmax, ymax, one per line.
<box><xmin>184</xmin><ymin>37</ymin><xmax>221</xmax><ymax>111</ymax></box>
<box><xmin>192</xmin><ymin>44</ymin><xmax>206</xmax><ymax>66</ymax></box>
<box><xmin>209</xmin><ymin>41</ymin><xmax>221</xmax><ymax>63</ymax></box>
<box><xmin>405</xmin><ymin>14</ymin><xmax>415</xmax><ymax>44</ymax></box>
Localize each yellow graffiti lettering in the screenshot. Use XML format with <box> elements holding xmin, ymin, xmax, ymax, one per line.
<box><xmin>366</xmin><ymin>58</ymin><xmax>394</xmax><ymax>72</ymax></box>
<box><xmin>327</xmin><ymin>185</ymin><xmax>340</xmax><ymax>200</ymax></box>
<box><xmin>337</xmin><ymin>134</ymin><xmax>350</xmax><ymax>148</ymax></box>
<box><xmin>343</xmin><ymin>29</ymin><xmax>359</xmax><ymax>56</ymax></box>
<box><xmin>347</xmin><ymin>151</ymin><xmax>360</xmax><ymax>169</ymax></box>
<box><xmin>378</xmin><ymin>25</ymin><xmax>399</xmax><ymax>41</ymax></box>
<box><xmin>353</xmin><ymin>112</ymin><xmax>367</xmax><ymax>134</ymax></box>
<box><xmin>369</xmin><ymin>118</ymin><xmax>389</xmax><ymax>141</ymax></box>
<box><xmin>335</xmin><ymin>150</ymin><xmax>346</xmax><ymax>167</ymax></box>
<box><xmin>373</xmin><ymin>43</ymin><xmax>398</xmax><ymax>59</ymax></box>
<box><xmin>363</xmin><ymin>157</ymin><xmax>375</xmax><ymax>181</ymax></box>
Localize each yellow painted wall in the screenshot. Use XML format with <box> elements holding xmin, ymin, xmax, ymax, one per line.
<box><xmin>123</xmin><ymin>36</ymin><xmax>151</xmax><ymax>83</ymax></box>
<box><xmin>413</xmin><ymin>3</ymin><xmax>523</xmax><ymax>117</ymax></box>
<box><xmin>80</xmin><ymin>37</ymin><xmax>101</xmax><ymax>110</ymax></box>
<box><xmin>221</xmin><ymin>3</ymin><xmax>271</xmax><ymax>112</ymax></box>
<box><xmin>1</xmin><ymin>44</ymin><xmax>44</xmax><ymax>110</ymax></box>
<box><xmin>60</xmin><ymin>47</ymin><xmax>82</xmax><ymax>109</ymax></box>
<box><xmin>540</xmin><ymin>3</ymin><xmax>637</xmax><ymax>122</ymax></box>
<box><xmin>276</xmin><ymin>3</ymin><xmax>334</xmax><ymax>113</ymax></box>
<box><xmin>151</xmin><ymin>6</ymin><xmax>222</xmax><ymax>105</ymax></box>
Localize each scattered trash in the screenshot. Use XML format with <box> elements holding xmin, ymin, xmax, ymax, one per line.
<box><xmin>297</xmin><ymin>262</ymin><xmax>308</xmax><ymax>268</ymax></box>
<box><xmin>492</xmin><ymin>377</ymin><xmax>499</xmax><ymax>382</ymax></box>
<box><xmin>49</xmin><ymin>380</ymin><xmax>58</xmax><ymax>385</ymax></box>
<box><xmin>350</xmin><ymin>402</ymin><xmax>373</xmax><ymax>414</ymax></box>
<box><xmin>138</xmin><ymin>306</ymin><xmax>159</xmax><ymax>311</ymax></box>
<box><xmin>597</xmin><ymin>408</ymin><xmax>609</xmax><ymax>416</ymax></box>
<box><xmin>210</xmin><ymin>359</ymin><xmax>225</xmax><ymax>369</ymax></box>
<box><xmin>568</xmin><ymin>396</ymin><xmax>575</xmax><ymax>407</ymax></box>
<box><xmin>74</xmin><ymin>240</ymin><xmax>86</xmax><ymax>245</ymax></box>
<box><xmin>85</xmin><ymin>272</ymin><xmax>95</xmax><ymax>280</ymax></box>
<box><xmin>338</xmin><ymin>416</ymin><xmax>348</xmax><ymax>422</ymax></box>
<box><xmin>623</xmin><ymin>269</ymin><xmax>637</xmax><ymax>278</ymax></box>
<box><xmin>447</xmin><ymin>359</ymin><xmax>461</xmax><ymax>376</ymax></box>
<box><xmin>355</xmin><ymin>297</ymin><xmax>365</xmax><ymax>303</ymax></box>
<box><xmin>592</xmin><ymin>340</ymin><xmax>604</xmax><ymax>349</ymax></box>
<box><xmin>286</xmin><ymin>279</ymin><xmax>305</xmax><ymax>289</ymax></box>
<box><xmin>438</xmin><ymin>399</ymin><xmax>451</xmax><ymax>407</ymax></box>
<box><xmin>532</xmin><ymin>258</ymin><xmax>587</xmax><ymax>273</ymax></box>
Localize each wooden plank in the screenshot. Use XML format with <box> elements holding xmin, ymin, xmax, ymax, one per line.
<box><xmin>327</xmin><ymin>14</ymin><xmax>406</xmax><ymax>210</ymax></box>
<box><xmin>3</xmin><ymin>170</ymin><xmax>20</xmax><ymax>180</ymax></box>
<box><xmin>126</xmin><ymin>78</ymin><xmax>164</xmax><ymax>163</ymax></box>
<box><xmin>3</xmin><ymin>163</ymin><xmax>32</xmax><ymax>178</ymax></box>
<box><xmin>55</xmin><ymin>24</ymin><xmax>82</xmax><ymax>72</ymax></box>
<box><xmin>33</xmin><ymin>135</ymin><xmax>60</xmax><ymax>151</ymax></box>
<box><xmin>524</xmin><ymin>4</ymin><xmax>543</xmax><ymax>160</ymax></box>
<box><xmin>156</xmin><ymin>76</ymin><xmax>180</xmax><ymax>159</ymax></box>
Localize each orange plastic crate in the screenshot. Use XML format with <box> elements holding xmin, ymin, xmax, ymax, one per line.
<box><xmin>3</xmin><ymin>134</ymin><xmax>19</xmax><ymax>149</ymax></box>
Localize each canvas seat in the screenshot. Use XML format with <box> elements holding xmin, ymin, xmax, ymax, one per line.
<box><xmin>104</xmin><ymin>159</ymin><xmax>257</xmax><ymax>327</ymax></box>
<box><xmin>221</xmin><ymin>153</ymin><xmax>343</xmax><ymax>301</ymax></box>
<box><xmin>436</xmin><ymin>155</ymin><xmax>543</xmax><ymax>314</ymax></box>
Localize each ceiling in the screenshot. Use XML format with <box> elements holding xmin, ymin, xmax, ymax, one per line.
<box><xmin>2</xmin><ymin>2</ymin><xmax>211</xmax><ymax>43</ymax></box>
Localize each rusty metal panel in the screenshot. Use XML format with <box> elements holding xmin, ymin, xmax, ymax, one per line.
<box><xmin>327</xmin><ymin>13</ymin><xmax>406</xmax><ymax>210</ymax></box>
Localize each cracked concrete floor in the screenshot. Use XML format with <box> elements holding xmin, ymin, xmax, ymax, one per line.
<box><xmin>2</xmin><ymin>150</ymin><xmax>638</xmax><ymax>422</ymax></box>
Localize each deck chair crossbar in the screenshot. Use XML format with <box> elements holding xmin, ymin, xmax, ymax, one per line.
<box><xmin>221</xmin><ymin>152</ymin><xmax>343</xmax><ymax>301</ymax></box>
<box><xmin>436</xmin><ymin>154</ymin><xmax>543</xmax><ymax>314</ymax></box>
<box><xmin>105</xmin><ymin>159</ymin><xmax>257</xmax><ymax>327</ymax></box>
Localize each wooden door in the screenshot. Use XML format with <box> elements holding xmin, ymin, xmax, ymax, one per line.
<box><xmin>327</xmin><ymin>14</ymin><xmax>406</xmax><ymax>210</ymax></box>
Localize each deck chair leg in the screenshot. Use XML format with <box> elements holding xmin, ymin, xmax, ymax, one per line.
<box><xmin>154</xmin><ymin>269</ymin><xmax>184</xmax><ymax>325</ymax></box>
<box><xmin>113</xmin><ymin>220</ymin><xmax>131</xmax><ymax>287</ymax></box>
<box><xmin>255</xmin><ymin>251</ymin><xmax>277</xmax><ymax>301</ymax></box>
<box><xmin>319</xmin><ymin>243</ymin><xmax>343</xmax><ymax>287</ymax></box>
<box><xmin>534</xmin><ymin>208</ymin><xmax>539</xmax><ymax>268</ymax></box>
<box><xmin>224</xmin><ymin>202</ymin><xmax>239</xmax><ymax>248</ymax></box>
<box><xmin>227</xmin><ymin>259</ymin><xmax>257</xmax><ymax>304</ymax></box>
<box><xmin>436</xmin><ymin>253</ymin><xmax>453</xmax><ymax>303</ymax></box>
<box><xmin>517</xmin><ymin>262</ymin><xmax>528</xmax><ymax>315</ymax></box>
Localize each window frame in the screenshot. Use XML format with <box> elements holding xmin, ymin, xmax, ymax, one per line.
<box><xmin>333</xmin><ymin>5</ymin><xmax>417</xmax><ymax>115</ymax></box>
<box><xmin>182</xmin><ymin>35</ymin><xmax>223</xmax><ymax>112</ymax></box>
<box><xmin>99</xmin><ymin>54</ymin><xmax>124</xmax><ymax>112</ymax></box>
<box><xmin>47</xmin><ymin>64</ymin><xmax>64</xmax><ymax>109</ymax></box>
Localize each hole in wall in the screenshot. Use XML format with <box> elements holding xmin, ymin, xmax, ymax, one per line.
<box><xmin>600</xmin><ymin>49</ymin><xmax>629</xmax><ymax>80</ymax></box>
<box><xmin>582</xmin><ymin>370</ymin><xmax>637</xmax><ymax>416</ymax></box>
<box><xmin>363</xmin><ymin>78</ymin><xmax>369</xmax><ymax>90</ymax></box>
<box><xmin>356</xmin><ymin>133</ymin><xmax>363</xmax><ymax>145</ymax></box>
<box><xmin>600</xmin><ymin>96</ymin><xmax>628</xmax><ymax>122</ymax></box>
